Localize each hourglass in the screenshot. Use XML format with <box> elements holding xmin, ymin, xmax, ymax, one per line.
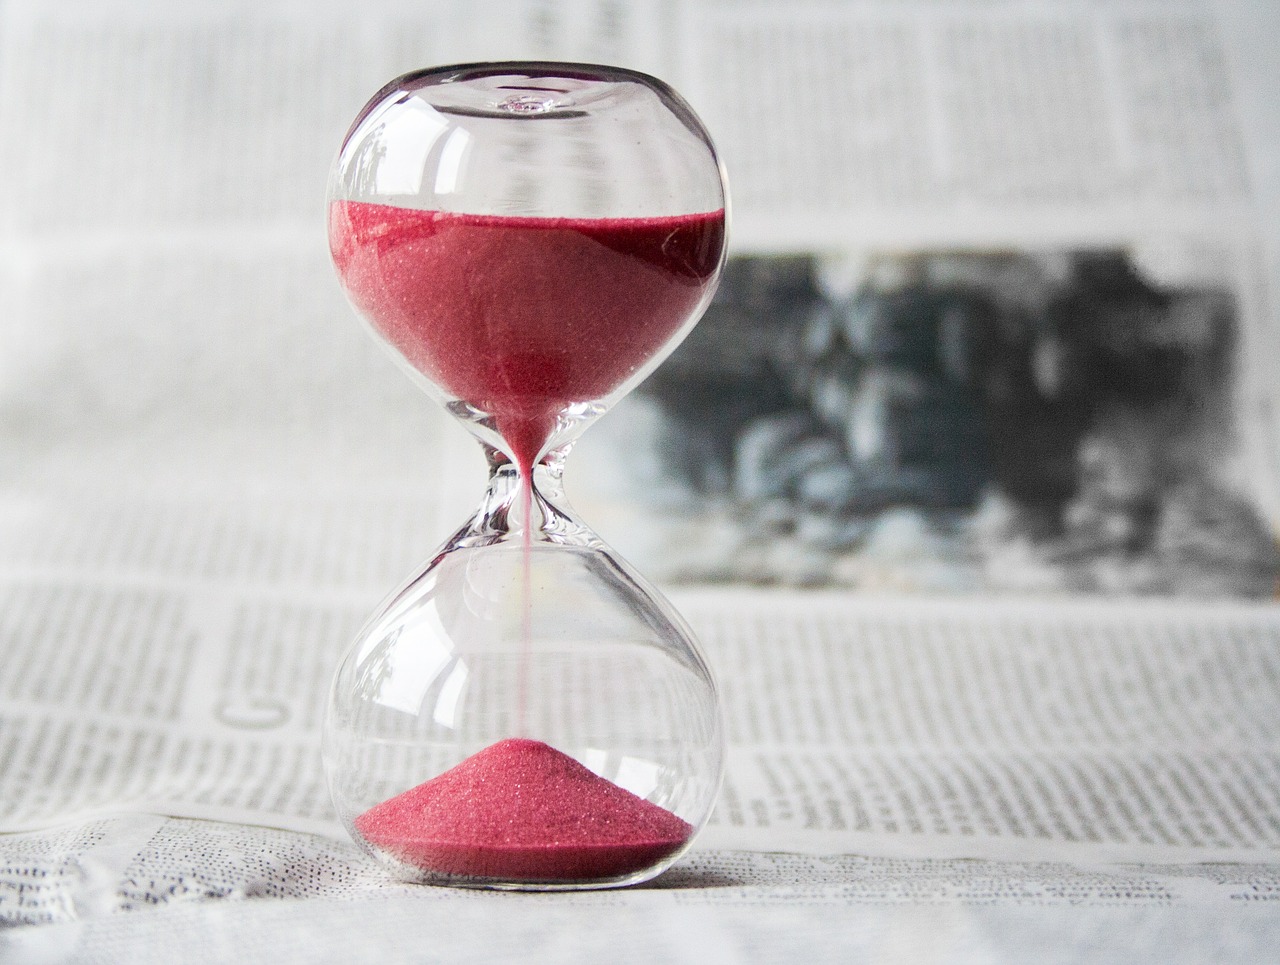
<box><xmin>322</xmin><ymin>63</ymin><xmax>728</xmax><ymax>889</ymax></box>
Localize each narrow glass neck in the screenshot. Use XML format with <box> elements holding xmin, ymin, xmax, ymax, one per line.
<box><xmin>452</xmin><ymin>445</ymin><xmax>596</xmax><ymax>549</ymax></box>
<box><xmin>443</xmin><ymin>398</ymin><xmax>609</xmax><ymax>473</ymax></box>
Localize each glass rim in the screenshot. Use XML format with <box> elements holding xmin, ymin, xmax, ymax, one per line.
<box><xmin>342</xmin><ymin>59</ymin><xmax>706</xmax><ymax>146</ymax></box>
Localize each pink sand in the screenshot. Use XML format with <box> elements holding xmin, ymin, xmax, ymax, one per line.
<box><xmin>354</xmin><ymin>738</ymin><xmax>693</xmax><ymax>882</ymax></box>
<box><xmin>328</xmin><ymin>202</ymin><xmax>724</xmax><ymax>473</ymax></box>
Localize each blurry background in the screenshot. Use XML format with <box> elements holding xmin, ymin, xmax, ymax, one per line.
<box><xmin>615</xmin><ymin>247</ymin><xmax>1279</xmax><ymax>594</ymax></box>
<box><xmin>3</xmin><ymin>0</ymin><xmax>1280</xmax><ymax>598</ymax></box>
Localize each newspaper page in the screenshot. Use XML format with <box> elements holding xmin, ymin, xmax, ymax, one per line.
<box><xmin>6</xmin><ymin>584</ymin><xmax>1280</xmax><ymax>960</ymax></box>
<box><xmin>3</xmin><ymin>0</ymin><xmax>1280</xmax><ymax>960</ymax></box>
<box><xmin>574</xmin><ymin>0</ymin><xmax>1280</xmax><ymax>594</ymax></box>
<box><xmin>6</xmin><ymin>571</ymin><xmax>1280</xmax><ymax>912</ymax></box>
<box><xmin>4</xmin><ymin>571</ymin><xmax>1280</xmax><ymax>861</ymax></box>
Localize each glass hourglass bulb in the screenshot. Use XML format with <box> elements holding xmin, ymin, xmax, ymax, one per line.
<box><xmin>322</xmin><ymin>63</ymin><xmax>728</xmax><ymax>889</ymax></box>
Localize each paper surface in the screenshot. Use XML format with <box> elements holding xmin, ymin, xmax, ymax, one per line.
<box><xmin>3</xmin><ymin>0</ymin><xmax>1280</xmax><ymax>961</ymax></box>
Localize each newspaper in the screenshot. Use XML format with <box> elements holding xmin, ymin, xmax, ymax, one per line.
<box><xmin>567</xmin><ymin>0</ymin><xmax>1280</xmax><ymax>591</ymax></box>
<box><xmin>5</xmin><ymin>575</ymin><xmax>1280</xmax><ymax>861</ymax></box>
<box><xmin>3</xmin><ymin>0</ymin><xmax>1280</xmax><ymax>961</ymax></box>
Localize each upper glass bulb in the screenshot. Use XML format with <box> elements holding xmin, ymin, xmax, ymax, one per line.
<box><xmin>327</xmin><ymin>61</ymin><xmax>728</xmax><ymax>469</ymax></box>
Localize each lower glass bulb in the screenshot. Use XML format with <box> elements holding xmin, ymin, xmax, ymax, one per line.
<box><xmin>322</xmin><ymin>461</ymin><xmax>724</xmax><ymax>890</ymax></box>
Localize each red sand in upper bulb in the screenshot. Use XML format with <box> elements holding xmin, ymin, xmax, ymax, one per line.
<box><xmin>328</xmin><ymin>201</ymin><xmax>724</xmax><ymax>473</ymax></box>
<box><xmin>353</xmin><ymin>738</ymin><xmax>693</xmax><ymax>882</ymax></box>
